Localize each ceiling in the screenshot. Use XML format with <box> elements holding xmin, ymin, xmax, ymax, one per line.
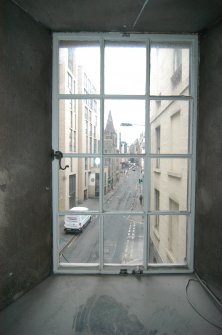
<box><xmin>12</xmin><ymin>0</ymin><xmax>222</xmax><ymax>34</ymax></box>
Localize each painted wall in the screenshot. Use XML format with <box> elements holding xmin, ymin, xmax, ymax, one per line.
<box><xmin>195</xmin><ymin>21</ymin><xmax>222</xmax><ymax>288</ymax></box>
<box><xmin>0</xmin><ymin>0</ymin><xmax>52</xmax><ymax>309</ymax></box>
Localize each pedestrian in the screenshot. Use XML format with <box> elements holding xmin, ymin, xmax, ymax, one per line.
<box><xmin>139</xmin><ymin>194</ymin><xmax>143</xmax><ymax>205</ymax></box>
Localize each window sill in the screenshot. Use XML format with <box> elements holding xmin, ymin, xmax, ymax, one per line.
<box><xmin>154</xmin><ymin>228</ymin><xmax>160</xmax><ymax>241</ymax></box>
<box><xmin>167</xmin><ymin>171</ymin><xmax>182</xmax><ymax>179</ymax></box>
<box><xmin>166</xmin><ymin>249</ymin><xmax>176</xmax><ymax>263</ymax></box>
<box><xmin>154</xmin><ymin>168</ymin><xmax>161</xmax><ymax>174</ymax></box>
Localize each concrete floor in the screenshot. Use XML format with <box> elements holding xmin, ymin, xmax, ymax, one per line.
<box><xmin>0</xmin><ymin>274</ymin><xmax>221</xmax><ymax>335</ymax></box>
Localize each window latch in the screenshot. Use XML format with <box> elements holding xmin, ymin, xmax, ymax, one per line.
<box><xmin>51</xmin><ymin>150</ymin><xmax>69</xmax><ymax>171</ymax></box>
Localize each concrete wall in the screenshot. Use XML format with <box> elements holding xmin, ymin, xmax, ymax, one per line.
<box><xmin>0</xmin><ymin>0</ymin><xmax>52</xmax><ymax>310</ymax></box>
<box><xmin>0</xmin><ymin>0</ymin><xmax>222</xmax><ymax>311</ymax></box>
<box><xmin>195</xmin><ymin>21</ymin><xmax>222</xmax><ymax>287</ymax></box>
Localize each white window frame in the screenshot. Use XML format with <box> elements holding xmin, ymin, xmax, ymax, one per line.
<box><xmin>52</xmin><ymin>32</ymin><xmax>198</xmax><ymax>274</ymax></box>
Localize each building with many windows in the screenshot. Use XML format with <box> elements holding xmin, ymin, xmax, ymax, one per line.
<box><xmin>58</xmin><ymin>48</ymin><xmax>100</xmax><ymax>210</ymax></box>
<box><xmin>77</xmin><ymin>65</ymin><xmax>100</xmax><ymax>203</ymax></box>
<box><xmin>150</xmin><ymin>45</ymin><xmax>190</xmax><ymax>264</ymax></box>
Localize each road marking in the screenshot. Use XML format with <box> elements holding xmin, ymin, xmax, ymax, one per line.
<box><xmin>59</xmin><ymin>235</ymin><xmax>78</xmax><ymax>254</ymax></box>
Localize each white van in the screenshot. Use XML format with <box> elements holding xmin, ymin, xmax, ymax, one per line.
<box><xmin>64</xmin><ymin>207</ymin><xmax>91</xmax><ymax>233</ymax></box>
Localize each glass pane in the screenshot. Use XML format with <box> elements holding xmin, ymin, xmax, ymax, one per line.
<box><xmin>150</xmin><ymin>43</ymin><xmax>190</xmax><ymax>96</ymax></box>
<box><xmin>103</xmin><ymin>157</ymin><xmax>144</xmax><ymax>211</ymax></box>
<box><xmin>150</xmin><ymin>159</ymin><xmax>189</xmax><ymax>211</ymax></box>
<box><xmin>59</xmin><ymin>41</ymin><xmax>100</xmax><ymax>94</ymax></box>
<box><xmin>105</xmin><ymin>42</ymin><xmax>146</xmax><ymax>95</ymax></box>
<box><xmin>59</xmin><ymin>99</ymin><xmax>100</xmax><ymax>154</ymax></box>
<box><xmin>149</xmin><ymin>215</ymin><xmax>187</xmax><ymax>264</ymax></box>
<box><xmin>104</xmin><ymin>215</ymin><xmax>144</xmax><ymax>264</ymax></box>
<box><xmin>150</xmin><ymin>100</ymin><xmax>190</xmax><ymax>154</ymax></box>
<box><xmin>59</xmin><ymin>214</ymin><xmax>99</xmax><ymax>264</ymax></box>
<box><xmin>59</xmin><ymin>157</ymin><xmax>99</xmax><ymax>211</ymax></box>
<box><xmin>104</xmin><ymin>100</ymin><xmax>145</xmax><ymax>154</ymax></box>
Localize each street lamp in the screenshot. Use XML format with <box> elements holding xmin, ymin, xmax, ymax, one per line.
<box><xmin>120</xmin><ymin>122</ymin><xmax>144</xmax><ymax>127</ymax></box>
<box><xmin>120</xmin><ymin>122</ymin><xmax>133</xmax><ymax>126</ymax></box>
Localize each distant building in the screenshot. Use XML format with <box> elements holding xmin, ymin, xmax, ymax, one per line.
<box><xmin>104</xmin><ymin>110</ymin><xmax>120</xmax><ymax>190</ymax></box>
<box><xmin>77</xmin><ymin>65</ymin><xmax>99</xmax><ymax>202</ymax></box>
<box><xmin>58</xmin><ymin>48</ymin><xmax>100</xmax><ymax>210</ymax></box>
<box><xmin>59</xmin><ymin>47</ymin><xmax>78</xmax><ymax>211</ymax></box>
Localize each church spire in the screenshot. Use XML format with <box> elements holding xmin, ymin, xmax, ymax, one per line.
<box><xmin>105</xmin><ymin>110</ymin><xmax>116</xmax><ymax>133</ymax></box>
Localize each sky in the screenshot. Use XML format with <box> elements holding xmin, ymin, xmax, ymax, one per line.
<box><xmin>76</xmin><ymin>45</ymin><xmax>146</xmax><ymax>145</ymax></box>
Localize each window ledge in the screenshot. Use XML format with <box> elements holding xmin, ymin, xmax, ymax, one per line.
<box><xmin>167</xmin><ymin>171</ymin><xmax>182</xmax><ymax>179</ymax></box>
<box><xmin>154</xmin><ymin>168</ymin><xmax>161</xmax><ymax>174</ymax></box>
<box><xmin>154</xmin><ymin>228</ymin><xmax>160</xmax><ymax>241</ymax></box>
<box><xmin>166</xmin><ymin>249</ymin><xmax>176</xmax><ymax>263</ymax></box>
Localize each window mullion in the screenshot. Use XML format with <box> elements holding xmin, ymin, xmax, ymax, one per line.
<box><xmin>52</xmin><ymin>34</ymin><xmax>60</xmax><ymax>273</ymax></box>
<box><xmin>99</xmin><ymin>37</ymin><xmax>105</xmax><ymax>270</ymax></box>
<box><xmin>186</xmin><ymin>39</ymin><xmax>198</xmax><ymax>270</ymax></box>
<box><xmin>143</xmin><ymin>38</ymin><xmax>151</xmax><ymax>270</ymax></box>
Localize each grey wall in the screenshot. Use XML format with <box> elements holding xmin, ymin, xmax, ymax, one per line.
<box><xmin>1</xmin><ymin>0</ymin><xmax>222</xmax><ymax>312</ymax></box>
<box><xmin>195</xmin><ymin>21</ymin><xmax>222</xmax><ymax>287</ymax></box>
<box><xmin>0</xmin><ymin>0</ymin><xmax>52</xmax><ymax>310</ymax></box>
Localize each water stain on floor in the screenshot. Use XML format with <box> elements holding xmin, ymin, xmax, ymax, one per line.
<box><xmin>72</xmin><ymin>294</ymin><xmax>148</xmax><ymax>335</ymax></box>
<box><xmin>72</xmin><ymin>295</ymin><xmax>193</xmax><ymax>335</ymax></box>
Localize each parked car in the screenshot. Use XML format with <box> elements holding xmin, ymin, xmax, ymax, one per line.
<box><xmin>64</xmin><ymin>207</ymin><xmax>91</xmax><ymax>233</ymax></box>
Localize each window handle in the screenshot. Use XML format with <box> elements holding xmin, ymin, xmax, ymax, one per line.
<box><xmin>52</xmin><ymin>150</ymin><xmax>69</xmax><ymax>170</ymax></box>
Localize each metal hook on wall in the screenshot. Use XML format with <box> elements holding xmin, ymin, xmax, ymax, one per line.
<box><xmin>51</xmin><ymin>150</ymin><xmax>69</xmax><ymax>170</ymax></box>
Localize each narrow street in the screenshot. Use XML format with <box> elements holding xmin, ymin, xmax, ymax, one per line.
<box><xmin>59</xmin><ymin>167</ymin><xmax>144</xmax><ymax>265</ymax></box>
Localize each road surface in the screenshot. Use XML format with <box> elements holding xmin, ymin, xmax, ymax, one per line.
<box><xmin>59</xmin><ymin>168</ymin><xmax>145</xmax><ymax>265</ymax></box>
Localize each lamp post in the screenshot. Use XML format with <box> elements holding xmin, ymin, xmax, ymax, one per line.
<box><xmin>120</xmin><ymin>122</ymin><xmax>144</xmax><ymax>127</ymax></box>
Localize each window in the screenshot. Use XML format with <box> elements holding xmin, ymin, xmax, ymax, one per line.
<box><xmin>74</xmin><ymin>112</ymin><xmax>76</xmax><ymax>129</ymax></box>
<box><xmin>69</xmin><ymin>174</ymin><xmax>76</xmax><ymax>208</ymax></box>
<box><xmin>168</xmin><ymin>199</ymin><xmax>179</xmax><ymax>262</ymax></box>
<box><xmin>70</xmin><ymin>109</ymin><xmax>73</xmax><ymax>129</ymax></box>
<box><xmin>54</xmin><ymin>33</ymin><xmax>197</xmax><ymax>273</ymax></box>
<box><xmin>171</xmin><ymin>48</ymin><xmax>182</xmax><ymax>85</ymax></box>
<box><xmin>86</xmin><ymin>136</ymin><xmax>88</xmax><ymax>153</ymax></box>
<box><xmin>68</xmin><ymin>48</ymin><xmax>74</xmax><ymax>72</ymax></box>
<box><xmin>84</xmin><ymin>73</ymin><xmax>87</xmax><ymax>89</ymax></box>
<box><xmin>70</xmin><ymin>158</ymin><xmax>73</xmax><ymax>172</ymax></box>
<box><xmin>173</xmin><ymin>49</ymin><xmax>182</xmax><ymax>72</ymax></box>
<box><xmin>67</xmin><ymin>73</ymin><xmax>73</xmax><ymax>93</ymax></box>
<box><xmin>85</xmin><ymin>158</ymin><xmax>88</xmax><ymax>170</ymax></box>
<box><xmin>94</xmin><ymin>139</ymin><xmax>97</xmax><ymax>153</ymax></box>
<box><xmin>69</xmin><ymin>129</ymin><xmax>73</xmax><ymax>152</ymax></box>
<box><xmin>155</xmin><ymin>126</ymin><xmax>160</xmax><ymax>168</ymax></box>
<box><xmin>90</xmin><ymin>138</ymin><xmax>92</xmax><ymax>153</ymax></box>
<box><xmin>155</xmin><ymin>189</ymin><xmax>160</xmax><ymax>230</ymax></box>
<box><xmin>85</xmin><ymin>107</ymin><xmax>88</xmax><ymax>119</ymax></box>
<box><xmin>74</xmin><ymin>131</ymin><xmax>76</xmax><ymax>152</ymax></box>
<box><xmin>170</xmin><ymin>110</ymin><xmax>180</xmax><ymax>153</ymax></box>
